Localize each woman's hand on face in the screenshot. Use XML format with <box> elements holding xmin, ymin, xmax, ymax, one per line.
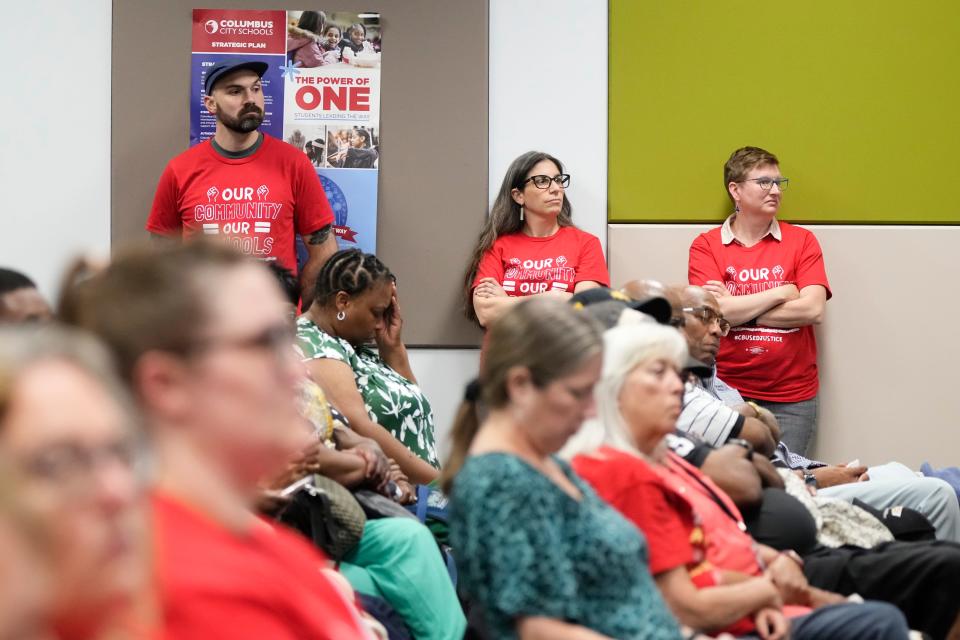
<box><xmin>375</xmin><ymin>285</ymin><xmax>404</xmax><ymax>351</ymax></box>
<box><xmin>703</xmin><ymin>280</ymin><xmax>731</xmax><ymax>299</ymax></box>
<box><xmin>474</xmin><ymin>277</ymin><xmax>508</xmax><ymax>299</ymax></box>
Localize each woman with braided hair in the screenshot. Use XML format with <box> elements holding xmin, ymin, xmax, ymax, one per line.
<box><xmin>297</xmin><ymin>249</ymin><xmax>439</xmax><ymax>484</ymax></box>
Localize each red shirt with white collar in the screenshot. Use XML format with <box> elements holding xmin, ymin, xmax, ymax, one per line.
<box><xmin>688</xmin><ymin>217</ymin><xmax>831</xmax><ymax>402</ymax></box>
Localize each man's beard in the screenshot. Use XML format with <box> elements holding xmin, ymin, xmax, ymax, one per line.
<box><xmin>218</xmin><ymin>105</ymin><xmax>264</xmax><ymax>134</ymax></box>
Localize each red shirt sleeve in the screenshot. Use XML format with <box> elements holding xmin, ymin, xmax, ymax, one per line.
<box><xmin>795</xmin><ymin>230</ymin><xmax>832</xmax><ymax>299</ymax></box>
<box><xmin>574</xmin><ymin>232</ymin><xmax>610</xmax><ymax>287</ymax></box>
<box><xmin>146</xmin><ymin>164</ymin><xmax>183</xmax><ymax>236</ymax></box>
<box><xmin>473</xmin><ymin>243</ymin><xmax>504</xmax><ymax>289</ymax></box>
<box><xmin>292</xmin><ymin>153</ymin><xmax>334</xmax><ymax>236</ymax></box>
<box><xmin>607</xmin><ymin>481</ymin><xmax>696</xmax><ymax>575</ymax></box>
<box><xmin>688</xmin><ymin>232</ymin><xmax>723</xmax><ymax>285</ymax></box>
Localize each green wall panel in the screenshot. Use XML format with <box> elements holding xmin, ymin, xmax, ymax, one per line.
<box><xmin>609</xmin><ymin>0</ymin><xmax>960</xmax><ymax>223</ymax></box>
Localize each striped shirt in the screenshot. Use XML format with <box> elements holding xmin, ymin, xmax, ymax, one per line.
<box><xmin>676</xmin><ymin>382</ymin><xmax>745</xmax><ymax>447</ymax></box>
<box><xmin>702</xmin><ymin>370</ymin><xmax>825</xmax><ymax>470</ymax></box>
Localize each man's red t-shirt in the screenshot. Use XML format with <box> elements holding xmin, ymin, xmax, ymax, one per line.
<box><xmin>146</xmin><ymin>135</ymin><xmax>333</xmax><ymax>274</ymax></box>
<box><xmin>151</xmin><ymin>492</ymin><xmax>370</xmax><ymax>640</ymax></box>
<box><xmin>688</xmin><ymin>220</ymin><xmax>831</xmax><ymax>402</ymax></box>
<box><xmin>473</xmin><ymin>226</ymin><xmax>609</xmax><ymax>296</ymax></box>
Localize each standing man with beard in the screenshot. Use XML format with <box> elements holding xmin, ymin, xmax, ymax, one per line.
<box><xmin>147</xmin><ymin>60</ymin><xmax>338</xmax><ymax>310</ymax></box>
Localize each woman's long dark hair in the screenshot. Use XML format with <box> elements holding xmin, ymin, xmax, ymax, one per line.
<box><xmin>461</xmin><ymin>151</ymin><xmax>574</xmax><ymax>322</ymax></box>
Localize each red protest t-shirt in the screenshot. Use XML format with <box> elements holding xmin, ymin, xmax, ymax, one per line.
<box><xmin>573</xmin><ymin>447</ymin><xmax>705</xmax><ymax>576</ymax></box>
<box><xmin>688</xmin><ymin>220</ymin><xmax>831</xmax><ymax>402</ymax></box>
<box><xmin>574</xmin><ymin>447</ymin><xmax>764</xmax><ymax>636</ymax></box>
<box><xmin>151</xmin><ymin>492</ymin><xmax>369</xmax><ymax>640</ymax></box>
<box><xmin>146</xmin><ymin>135</ymin><xmax>333</xmax><ymax>274</ymax></box>
<box><xmin>473</xmin><ymin>226</ymin><xmax>609</xmax><ymax>296</ymax></box>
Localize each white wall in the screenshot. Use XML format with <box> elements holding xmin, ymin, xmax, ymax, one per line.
<box><xmin>0</xmin><ymin>1</ymin><xmax>112</xmax><ymax>299</ymax></box>
<box><xmin>414</xmin><ymin>0</ymin><xmax>609</xmax><ymax>453</ymax></box>
<box><xmin>488</xmin><ymin>0</ymin><xmax>608</xmax><ymax>252</ymax></box>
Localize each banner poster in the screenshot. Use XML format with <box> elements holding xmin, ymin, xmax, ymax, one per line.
<box><xmin>190</xmin><ymin>9</ymin><xmax>382</xmax><ymax>257</ymax></box>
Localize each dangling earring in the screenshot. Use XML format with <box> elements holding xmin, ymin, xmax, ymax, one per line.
<box><xmin>734</xmin><ymin>202</ymin><xmax>740</xmax><ymax>214</ymax></box>
<box><xmin>519</xmin><ymin>205</ymin><xmax>524</xmax><ymax>222</ymax></box>
<box><xmin>336</xmin><ymin>310</ymin><xmax>346</xmax><ymax>321</ymax></box>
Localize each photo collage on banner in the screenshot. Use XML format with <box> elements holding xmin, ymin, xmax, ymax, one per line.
<box><xmin>190</xmin><ymin>9</ymin><xmax>382</xmax><ymax>257</ymax></box>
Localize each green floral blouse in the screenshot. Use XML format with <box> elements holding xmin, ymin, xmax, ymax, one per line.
<box><xmin>449</xmin><ymin>453</ymin><xmax>682</xmax><ymax>640</ymax></box>
<box><xmin>295</xmin><ymin>316</ymin><xmax>439</xmax><ymax>467</ymax></box>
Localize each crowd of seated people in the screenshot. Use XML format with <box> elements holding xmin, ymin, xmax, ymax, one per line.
<box><xmin>1</xmin><ymin>146</ymin><xmax>959</xmax><ymax>640</ymax></box>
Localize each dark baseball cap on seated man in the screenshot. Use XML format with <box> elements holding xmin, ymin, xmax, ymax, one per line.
<box><xmin>570</xmin><ymin>287</ymin><xmax>672</xmax><ymax>326</ymax></box>
<box><xmin>570</xmin><ymin>287</ymin><xmax>712</xmax><ymax>380</ymax></box>
<box><xmin>204</xmin><ymin>59</ymin><xmax>269</xmax><ymax>95</ymax></box>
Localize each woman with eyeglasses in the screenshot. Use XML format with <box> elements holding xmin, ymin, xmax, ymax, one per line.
<box><xmin>463</xmin><ymin>151</ymin><xmax>609</xmax><ymax>330</ymax></box>
<box><xmin>0</xmin><ymin>326</ymin><xmax>151</xmax><ymax>639</ymax></box>
<box><xmin>688</xmin><ymin>147</ymin><xmax>831</xmax><ymax>456</ymax></box>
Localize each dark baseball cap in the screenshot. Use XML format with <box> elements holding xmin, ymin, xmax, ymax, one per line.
<box><xmin>204</xmin><ymin>59</ymin><xmax>269</xmax><ymax>95</ymax></box>
<box><xmin>570</xmin><ymin>287</ymin><xmax>672</xmax><ymax>326</ymax></box>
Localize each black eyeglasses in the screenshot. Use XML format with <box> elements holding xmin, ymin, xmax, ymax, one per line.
<box><xmin>681</xmin><ymin>306</ymin><xmax>731</xmax><ymax>336</ymax></box>
<box><xmin>521</xmin><ymin>174</ymin><xmax>571</xmax><ymax>189</ymax></box>
<box><xmin>740</xmin><ymin>177</ymin><xmax>789</xmax><ymax>192</ymax></box>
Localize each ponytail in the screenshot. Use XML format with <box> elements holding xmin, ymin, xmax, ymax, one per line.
<box><xmin>439</xmin><ymin>379</ymin><xmax>482</xmax><ymax>494</ymax></box>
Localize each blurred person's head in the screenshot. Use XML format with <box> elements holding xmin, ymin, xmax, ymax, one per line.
<box><xmin>296</xmin><ymin>10</ymin><xmax>326</xmax><ymax>36</ymax></box>
<box><xmin>266</xmin><ymin>262</ymin><xmax>300</xmax><ymax>319</ymax></box>
<box><xmin>678</xmin><ymin>286</ymin><xmax>729</xmax><ymax>367</ymax></box>
<box><xmin>60</xmin><ymin>242</ymin><xmax>308</xmax><ymax>506</ymax></box>
<box><xmin>310</xmin><ymin>249</ymin><xmax>395</xmax><ymax>346</ymax></box>
<box><xmin>0</xmin><ymin>326</ymin><xmax>145</xmax><ymax>638</ymax></box>
<box><xmin>441</xmin><ymin>298</ymin><xmax>603</xmax><ymax>492</ymax></box>
<box><xmin>724</xmin><ymin>146</ymin><xmax>784</xmax><ymax>218</ymax></box>
<box><xmin>323</xmin><ymin>25</ymin><xmax>341</xmax><ymax>48</ymax></box>
<box><xmin>593</xmin><ymin>323</ymin><xmax>687</xmax><ymax>460</ymax></box>
<box><xmin>348</xmin><ymin>23</ymin><xmax>366</xmax><ymax>46</ymax></box>
<box><xmin>351</xmin><ymin>128</ymin><xmax>371</xmax><ymax>148</ymax></box>
<box><xmin>462</xmin><ymin>151</ymin><xmax>573</xmax><ymax>320</ymax></box>
<box><xmin>0</xmin><ymin>269</ymin><xmax>53</xmax><ymax>324</ymax></box>
<box><xmin>0</xmin><ymin>458</ymin><xmax>53</xmax><ymax>640</ymax></box>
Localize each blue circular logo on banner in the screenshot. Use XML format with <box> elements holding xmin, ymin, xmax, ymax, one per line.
<box><xmin>319</xmin><ymin>174</ymin><xmax>348</xmax><ymax>228</ymax></box>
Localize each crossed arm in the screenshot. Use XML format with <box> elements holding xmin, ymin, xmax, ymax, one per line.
<box><xmin>704</xmin><ymin>282</ymin><xmax>826</xmax><ymax>328</ymax></box>
<box><xmin>472</xmin><ymin>279</ymin><xmax>602</xmax><ymax>327</ymax></box>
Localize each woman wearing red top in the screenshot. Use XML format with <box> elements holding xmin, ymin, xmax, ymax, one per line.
<box><xmin>568</xmin><ymin>322</ymin><xmax>909</xmax><ymax>640</ymax></box>
<box><xmin>463</xmin><ymin>151</ymin><xmax>609</xmax><ymax>328</ymax></box>
<box><xmin>688</xmin><ymin>147</ymin><xmax>831</xmax><ymax>456</ymax></box>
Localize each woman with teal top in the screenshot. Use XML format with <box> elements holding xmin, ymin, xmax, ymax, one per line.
<box><xmin>441</xmin><ymin>297</ymin><xmax>683</xmax><ymax>640</ymax></box>
<box><xmin>297</xmin><ymin>249</ymin><xmax>439</xmax><ymax>485</ymax></box>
